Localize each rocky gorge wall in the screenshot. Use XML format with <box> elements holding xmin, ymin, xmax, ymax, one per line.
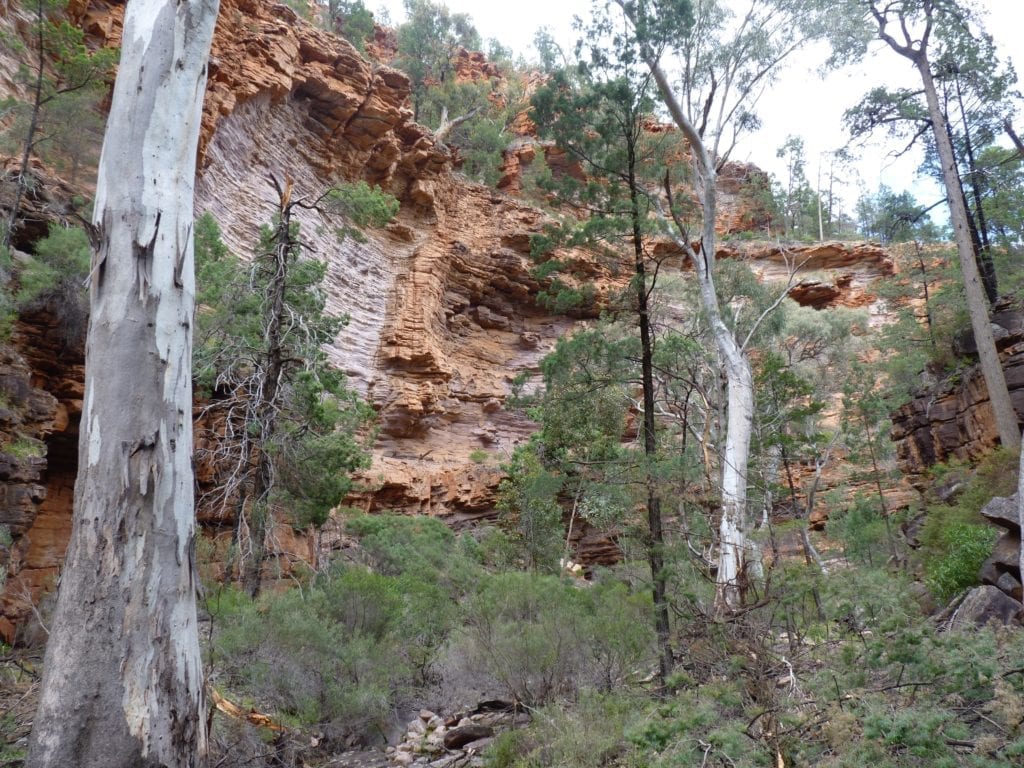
<box><xmin>892</xmin><ymin>298</ymin><xmax>1024</xmax><ymax>479</ymax></box>
<box><xmin>0</xmin><ymin>0</ymin><xmax>908</xmax><ymax>638</ymax></box>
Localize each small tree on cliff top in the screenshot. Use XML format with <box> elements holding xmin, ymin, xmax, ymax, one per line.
<box><xmin>1</xmin><ymin>0</ymin><xmax>116</xmax><ymax>250</ymax></box>
<box><xmin>395</xmin><ymin>0</ymin><xmax>481</xmax><ymax>123</ymax></box>
<box><xmin>319</xmin><ymin>0</ymin><xmax>376</xmax><ymax>51</ymax></box>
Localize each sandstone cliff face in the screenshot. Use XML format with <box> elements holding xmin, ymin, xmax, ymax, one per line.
<box><xmin>0</xmin><ymin>0</ymin><xmax>903</xmax><ymax>634</ymax></box>
<box><xmin>0</xmin><ymin>309</ymin><xmax>83</xmax><ymax>641</ymax></box>
<box><xmin>892</xmin><ymin>299</ymin><xmax>1024</xmax><ymax>479</ymax></box>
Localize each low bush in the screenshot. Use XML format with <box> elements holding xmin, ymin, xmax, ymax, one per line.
<box><xmin>208</xmin><ymin>562</ymin><xmax>453</xmax><ymax>743</ymax></box>
<box><xmin>486</xmin><ymin>691</ymin><xmax>648</xmax><ymax>768</ymax></box>
<box><xmin>918</xmin><ymin>448</ymin><xmax>1017</xmax><ymax>601</ymax></box>
<box><xmin>458</xmin><ymin>571</ymin><xmax>654</xmax><ymax>705</ymax></box>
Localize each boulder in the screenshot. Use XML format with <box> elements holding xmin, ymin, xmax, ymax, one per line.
<box><xmin>985</xmin><ymin>533</ymin><xmax>1021</xmax><ymax>571</ymax></box>
<box><xmin>995</xmin><ymin>572</ymin><xmax>1023</xmax><ymax>602</ymax></box>
<box><xmin>949</xmin><ymin>585</ymin><xmax>1024</xmax><ymax>629</ymax></box>
<box><xmin>980</xmin><ymin>494</ymin><xmax>1021</xmax><ymax>532</ymax></box>
<box><xmin>442</xmin><ymin>724</ymin><xmax>494</xmax><ymax>750</ymax></box>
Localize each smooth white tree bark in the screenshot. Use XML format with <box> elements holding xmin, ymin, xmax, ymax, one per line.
<box><xmin>647</xmin><ymin>59</ymin><xmax>756</xmax><ymax>612</ymax></box>
<box><xmin>27</xmin><ymin>0</ymin><xmax>219</xmax><ymax>765</ymax></box>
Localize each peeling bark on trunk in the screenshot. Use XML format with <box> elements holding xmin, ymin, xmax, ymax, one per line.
<box><xmin>26</xmin><ymin>0</ymin><xmax>219</xmax><ymax>766</ymax></box>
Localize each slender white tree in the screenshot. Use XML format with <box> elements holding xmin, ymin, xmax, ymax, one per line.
<box><xmin>617</xmin><ymin>0</ymin><xmax>824</xmax><ymax>610</ymax></box>
<box><xmin>27</xmin><ymin>0</ymin><xmax>220</xmax><ymax>765</ymax></box>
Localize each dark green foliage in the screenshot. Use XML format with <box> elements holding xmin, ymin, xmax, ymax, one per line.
<box><xmin>344</xmin><ymin>513</ymin><xmax>474</xmax><ymax>589</ymax></box>
<box><xmin>394</xmin><ymin>0</ymin><xmax>481</xmax><ymax>122</ymax></box>
<box><xmin>856</xmin><ymin>186</ymin><xmax>944</xmax><ymax>243</ymax></box>
<box><xmin>924</xmin><ymin>521</ymin><xmax>998</xmax><ymax>601</ymax></box>
<box><xmin>534</xmin><ymin>329</ymin><xmax>631</xmax><ymax>463</ymax></box>
<box><xmin>456</xmin><ymin>113</ymin><xmax>510</xmax><ymax>186</ymax></box>
<box><xmin>478</xmin><ymin>555</ymin><xmax>1024</xmax><ymax>768</ymax></box>
<box><xmin>207</xmin><ymin>515</ymin><xmax>481</xmax><ymax>736</ymax></box>
<box><xmin>918</xmin><ymin>449</ymin><xmax>1018</xmax><ymax>601</ymax></box>
<box><xmin>207</xmin><ymin>516</ymin><xmax>656</xmax><ymax>740</ymax></box>
<box><xmin>831</xmin><ymin>494</ymin><xmax>894</xmax><ymax>566</ymax></box>
<box><xmin>487</xmin><ymin>691</ymin><xmax>648</xmax><ymax>767</ymax></box>
<box><xmin>461</xmin><ymin>571</ymin><xmax>654</xmax><ymax>705</ymax></box>
<box><xmin>273</xmin><ymin>395</ymin><xmax>373</xmax><ymax>528</ymax></box>
<box><xmin>16</xmin><ymin>223</ymin><xmax>90</xmax><ymax>305</ymax></box>
<box><xmin>976</xmin><ymin>146</ymin><xmax>1024</xmax><ymax>254</ymax></box>
<box><xmin>496</xmin><ymin>446</ymin><xmax>565</xmax><ymax>572</ymax></box>
<box><xmin>320</xmin><ymin>0</ymin><xmax>375</xmax><ymax>51</ymax></box>
<box><xmin>14</xmin><ymin>222</ymin><xmax>90</xmax><ymax>344</ymax></box>
<box><xmin>193</xmin><ymin>199</ymin><xmax>387</xmax><ymax>539</ymax></box>
<box><xmin>1</xmin><ymin>0</ymin><xmax>117</xmax><ymax>248</ymax></box>
<box><xmin>392</xmin><ymin>2</ymin><xmax>520</xmax><ymax>187</ymax></box>
<box><xmin>325</xmin><ymin>181</ymin><xmax>401</xmax><ymax>242</ymax></box>
<box><xmin>209</xmin><ymin>566</ymin><xmax>439</xmax><ymax>736</ymax></box>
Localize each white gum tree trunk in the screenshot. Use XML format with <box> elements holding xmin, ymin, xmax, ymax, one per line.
<box><xmin>645</xmin><ymin>58</ymin><xmax>756</xmax><ymax>613</ymax></box>
<box><xmin>27</xmin><ymin>0</ymin><xmax>219</xmax><ymax>766</ymax></box>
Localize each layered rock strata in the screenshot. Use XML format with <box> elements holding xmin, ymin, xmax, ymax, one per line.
<box><xmin>0</xmin><ymin>0</ymin><xmax>904</xmax><ymax>633</ymax></box>
<box><xmin>892</xmin><ymin>298</ymin><xmax>1024</xmax><ymax>476</ymax></box>
<box><xmin>0</xmin><ymin>309</ymin><xmax>83</xmax><ymax>642</ymax></box>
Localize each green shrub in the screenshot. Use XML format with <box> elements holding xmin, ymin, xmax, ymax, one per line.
<box><xmin>831</xmin><ymin>494</ymin><xmax>892</xmax><ymax>567</ymax></box>
<box><xmin>486</xmin><ymin>692</ymin><xmax>647</xmax><ymax>768</ymax></box>
<box><xmin>322</xmin><ymin>0</ymin><xmax>375</xmax><ymax>51</ymax></box>
<box><xmin>459</xmin><ymin>571</ymin><xmax>653</xmax><ymax>705</ymax></box>
<box><xmin>208</xmin><ymin>562</ymin><xmax>455</xmax><ymax>740</ymax></box>
<box><xmin>918</xmin><ymin>448</ymin><xmax>1016</xmax><ymax>601</ymax></box>
<box><xmin>345</xmin><ymin>513</ymin><xmax>480</xmax><ymax>590</ymax></box>
<box><xmin>2</xmin><ymin>435</ymin><xmax>44</xmax><ymax>459</ymax></box>
<box><xmin>924</xmin><ymin>522</ymin><xmax>998</xmax><ymax>601</ymax></box>
<box><xmin>579</xmin><ymin>581</ymin><xmax>655</xmax><ymax>692</ymax></box>
<box><xmin>460</xmin><ymin>572</ymin><xmax>583</xmax><ymax>705</ymax></box>
<box><xmin>496</xmin><ymin>447</ymin><xmax>565</xmax><ymax>572</ymax></box>
<box><xmin>16</xmin><ymin>223</ymin><xmax>91</xmax><ymax>344</ymax></box>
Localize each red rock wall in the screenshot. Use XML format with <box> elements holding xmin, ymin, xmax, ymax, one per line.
<box><xmin>0</xmin><ymin>0</ymin><xmax>904</xmax><ymax>635</ymax></box>
<box><xmin>0</xmin><ymin>308</ymin><xmax>83</xmax><ymax>642</ymax></box>
<box><xmin>891</xmin><ymin>301</ymin><xmax>1024</xmax><ymax>479</ymax></box>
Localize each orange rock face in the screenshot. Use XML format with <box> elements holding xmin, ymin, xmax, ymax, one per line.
<box><xmin>0</xmin><ymin>0</ymin><xmax>909</xmax><ymax>634</ymax></box>
<box><xmin>0</xmin><ymin>309</ymin><xmax>83</xmax><ymax>643</ymax></box>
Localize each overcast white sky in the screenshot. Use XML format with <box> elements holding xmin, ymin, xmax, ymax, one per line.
<box><xmin>374</xmin><ymin>0</ymin><xmax>1024</xmax><ymax>219</ymax></box>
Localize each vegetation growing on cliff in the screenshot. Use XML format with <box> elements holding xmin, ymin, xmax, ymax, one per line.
<box><xmin>193</xmin><ymin>181</ymin><xmax>395</xmax><ymax>597</ymax></box>
<box><xmin>0</xmin><ymin>0</ymin><xmax>115</xmax><ymax>251</ymax></box>
<box><xmin>2</xmin><ymin>0</ymin><xmax>1024</xmax><ymax>766</ymax></box>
